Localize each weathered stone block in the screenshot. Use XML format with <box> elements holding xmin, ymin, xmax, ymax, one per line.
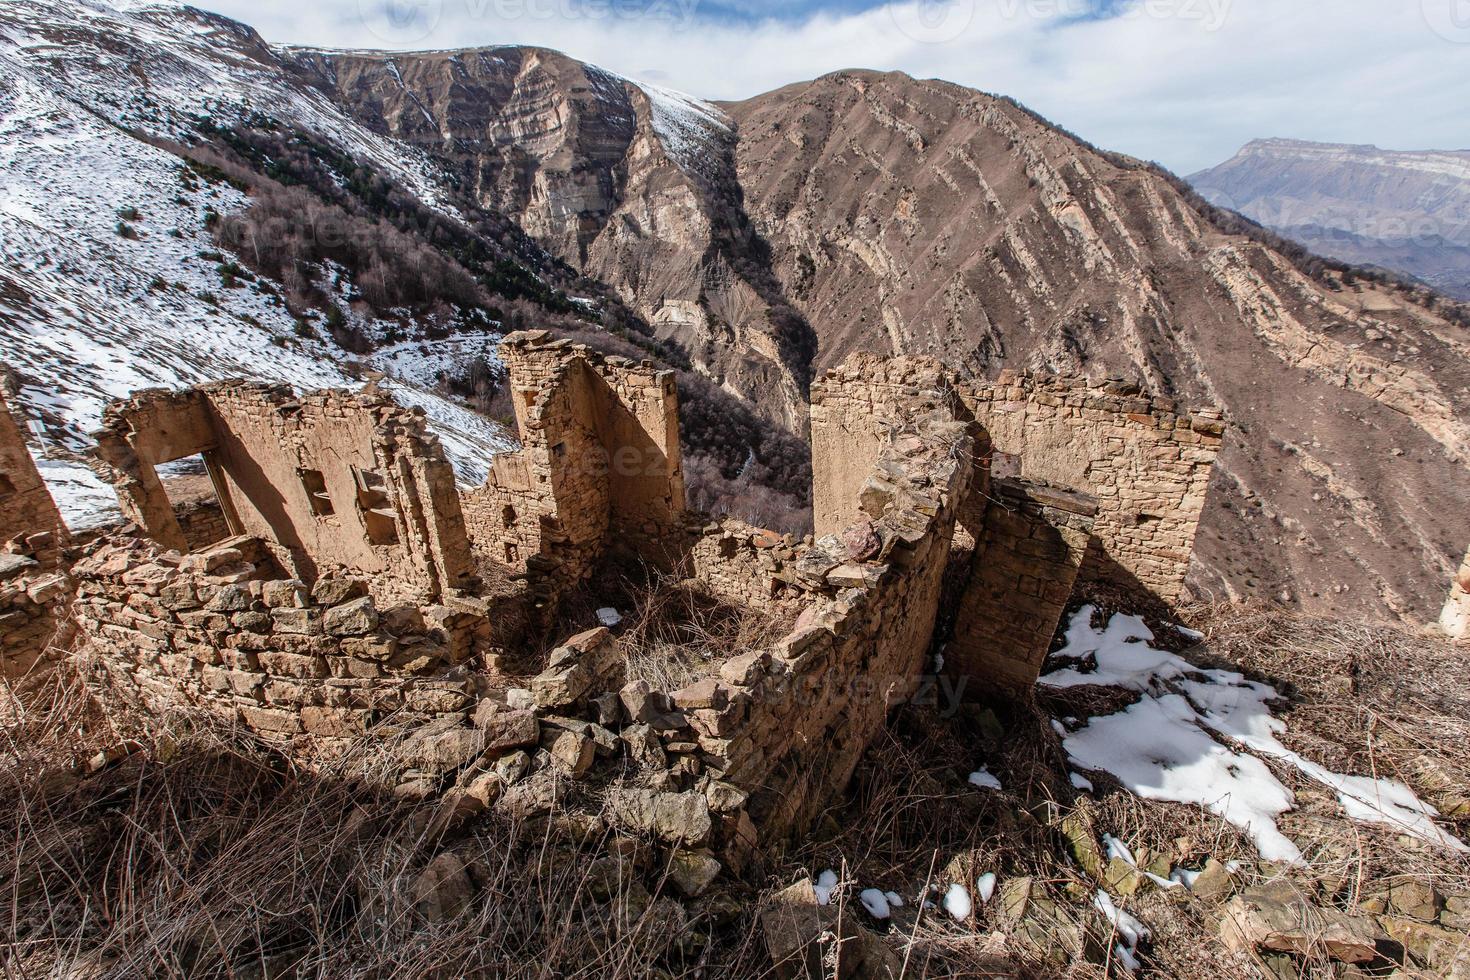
<box><xmin>324</xmin><ymin>597</ymin><xmax>379</xmax><ymax>636</ymax></box>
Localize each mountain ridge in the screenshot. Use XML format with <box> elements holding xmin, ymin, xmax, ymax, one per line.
<box><xmin>1190</xmin><ymin>137</ymin><xmax>1470</xmax><ymax>299</ymax></box>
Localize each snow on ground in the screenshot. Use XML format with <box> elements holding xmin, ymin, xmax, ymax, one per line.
<box><xmin>634</xmin><ymin>79</ymin><xmax>732</xmax><ymax>180</ymax></box>
<box><xmin>0</xmin><ymin>3</ymin><xmax>514</xmax><ymax>521</ymax></box>
<box><xmin>1042</xmin><ymin>606</ymin><xmax>1467</xmax><ymax>863</ymax></box>
<box><xmin>368</xmin><ymin>334</ymin><xmax>505</xmax><ymax>391</ymax></box>
<box><xmin>967</xmin><ymin>767</ymin><xmax>1002</xmax><ymax>791</ymax></box>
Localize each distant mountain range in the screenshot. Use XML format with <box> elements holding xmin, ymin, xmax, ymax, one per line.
<box><xmin>1190</xmin><ymin>139</ymin><xmax>1470</xmax><ymax>299</ymax></box>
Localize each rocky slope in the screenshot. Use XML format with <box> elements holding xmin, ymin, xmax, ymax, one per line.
<box><xmin>1191</xmin><ymin>139</ymin><xmax>1470</xmax><ymax>299</ymax></box>
<box><xmin>0</xmin><ymin>2</ymin><xmax>1464</xmax><ymax>626</ymax></box>
<box><xmin>295</xmin><ymin>55</ymin><xmax>1470</xmax><ymax>623</ymax></box>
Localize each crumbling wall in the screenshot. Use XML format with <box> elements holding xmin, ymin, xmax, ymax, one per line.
<box><xmin>508</xmin><ymin>403</ymin><xmax>975</xmax><ymax>861</ymax></box>
<box><xmin>946</xmin><ymin>479</ymin><xmax>1097</xmax><ymax>690</ymax></box>
<box><xmin>462</xmin><ymin>331</ymin><xmax>687</xmax><ymax>610</ymax></box>
<box><xmin>94</xmin><ymin>382</ymin><xmax>476</xmax><ymax>604</ymax></box>
<box><xmin>71</xmin><ymin>536</ymin><xmax>500</xmax><ymax>749</ymax></box>
<box><xmin>1444</xmin><ymin>546</ymin><xmax>1470</xmax><ymax>640</ymax></box>
<box><xmin>0</xmin><ymin>554</ymin><xmax>71</xmax><ymax>678</ymax></box>
<box><xmin>687</xmin><ymin>520</ymin><xmax>808</xmax><ymax>616</ymax></box>
<box><xmin>956</xmin><ymin>371</ymin><xmax>1223</xmax><ymax>603</ymax></box>
<box><xmin>809</xmin><ymin>353</ymin><xmax>966</xmax><ymax>537</ymax></box>
<box><xmin>0</xmin><ymin>388</ymin><xmax>66</xmax><ymax>563</ymax></box>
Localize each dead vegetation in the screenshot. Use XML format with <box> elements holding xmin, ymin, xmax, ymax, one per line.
<box><xmin>555</xmin><ymin>570</ymin><xmax>796</xmax><ymax>691</ymax></box>
<box><xmin>3</xmin><ymin>605</ymin><xmax>1467</xmax><ymax>978</ymax></box>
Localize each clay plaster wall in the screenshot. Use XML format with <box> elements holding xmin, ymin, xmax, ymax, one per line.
<box><xmin>809</xmin><ymin>353</ymin><xmax>968</xmax><ymax>538</ymax></box>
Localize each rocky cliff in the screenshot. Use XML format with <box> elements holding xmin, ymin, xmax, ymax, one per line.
<box><xmin>283</xmin><ymin>46</ymin><xmax>815</xmax><ymax>430</ymax></box>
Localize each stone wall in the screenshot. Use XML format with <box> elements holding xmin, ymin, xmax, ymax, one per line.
<box><xmin>1443</xmin><ymin>546</ymin><xmax>1470</xmax><ymax>641</ymax></box>
<box><xmin>94</xmin><ymin>382</ymin><xmax>476</xmax><ymax>604</ymax></box>
<box><xmin>176</xmin><ymin>499</ymin><xmax>232</xmax><ymax>552</ymax></box>
<box><xmin>71</xmin><ymin>535</ymin><xmax>502</xmax><ymax>750</ymax></box>
<box><xmin>462</xmin><ymin>331</ymin><xmax>687</xmax><ymax>612</ymax></box>
<box><xmin>686</xmin><ymin>519</ymin><xmax>809</xmax><ymax>618</ymax></box>
<box><xmin>0</xmin><ymin>388</ymin><xmax>66</xmax><ymax>564</ymax></box>
<box><xmin>957</xmin><ymin>371</ymin><xmax>1223</xmax><ymax>603</ymax></box>
<box><xmin>809</xmin><ymin>353</ymin><xmax>968</xmax><ymax>537</ymax></box>
<box><xmin>0</xmin><ymin>554</ymin><xmax>71</xmax><ymax>678</ymax></box>
<box><xmin>496</xmin><ymin>403</ymin><xmax>974</xmax><ymax>867</ymax></box>
<box><xmin>946</xmin><ymin>479</ymin><xmax>1097</xmax><ymax>690</ymax></box>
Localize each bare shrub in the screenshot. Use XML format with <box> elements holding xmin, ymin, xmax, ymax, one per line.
<box><xmin>0</xmin><ymin>663</ymin><xmax>772</xmax><ymax>979</ymax></box>
<box><xmin>608</xmin><ymin>573</ymin><xmax>795</xmax><ymax>691</ymax></box>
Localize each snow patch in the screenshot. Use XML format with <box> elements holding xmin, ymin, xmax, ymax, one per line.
<box><xmin>1042</xmin><ymin>607</ymin><xmax>1467</xmax><ymax>862</ymax></box>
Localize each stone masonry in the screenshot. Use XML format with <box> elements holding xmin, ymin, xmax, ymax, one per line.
<box><xmin>1443</xmin><ymin>546</ymin><xmax>1470</xmax><ymax>641</ymax></box>
<box><xmin>94</xmin><ymin>382</ymin><xmax>477</xmax><ymax>605</ymax></box>
<box><xmin>0</xmin><ymin>387</ymin><xmax>66</xmax><ymax>564</ymax></box>
<box><xmin>461</xmin><ymin>331</ymin><xmax>686</xmax><ymax>615</ymax></box>
<box><xmin>947</xmin><ymin>479</ymin><xmax>1097</xmax><ymax>690</ymax></box>
<box><xmin>959</xmin><ymin>370</ymin><xmax>1224</xmax><ymax>604</ymax></box>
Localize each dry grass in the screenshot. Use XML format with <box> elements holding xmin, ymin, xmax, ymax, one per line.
<box><xmin>609</xmin><ymin>574</ymin><xmax>794</xmax><ymax>691</ymax></box>
<box><xmin>0</xmin><ymin>662</ymin><xmax>776</xmax><ymax>980</ymax></box>
<box><xmin>3</xmin><ymin>605</ymin><xmax>1466</xmax><ymax>978</ymax></box>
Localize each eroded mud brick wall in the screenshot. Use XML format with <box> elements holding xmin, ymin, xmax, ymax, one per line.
<box><xmin>1444</xmin><ymin>546</ymin><xmax>1470</xmax><ymax>640</ymax></box>
<box><xmin>958</xmin><ymin>372</ymin><xmax>1223</xmax><ymax>603</ymax></box>
<box><xmin>947</xmin><ymin>479</ymin><xmax>1097</xmax><ymax>689</ymax></box>
<box><xmin>462</xmin><ymin>332</ymin><xmax>687</xmax><ymax>606</ymax></box>
<box><xmin>94</xmin><ymin>383</ymin><xmax>476</xmax><ymax>604</ymax></box>
<box><xmin>0</xmin><ymin>388</ymin><xmax>66</xmax><ymax>561</ymax></box>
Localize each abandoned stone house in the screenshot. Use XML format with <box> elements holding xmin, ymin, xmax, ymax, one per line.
<box><xmin>5</xmin><ymin>331</ymin><xmax>1229</xmax><ymax>882</ymax></box>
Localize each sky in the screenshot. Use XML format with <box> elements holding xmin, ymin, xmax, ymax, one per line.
<box><xmin>191</xmin><ymin>0</ymin><xmax>1470</xmax><ymax>174</ymax></box>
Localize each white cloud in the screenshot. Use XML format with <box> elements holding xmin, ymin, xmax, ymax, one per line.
<box><xmin>194</xmin><ymin>0</ymin><xmax>1470</xmax><ymax>173</ymax></box>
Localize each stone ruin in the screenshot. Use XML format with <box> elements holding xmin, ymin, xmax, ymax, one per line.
<box><xmin>2</xmin><ymin>331</ymin><xmax>1228</xmax><ymax>891</ymax></box>
<box><xmin>0</xmin><ymin>387</ymin><xmax>72</xmax><ymax>677</ymax></box>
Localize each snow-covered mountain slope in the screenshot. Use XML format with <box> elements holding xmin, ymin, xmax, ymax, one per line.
<box><xmin>0</xmin><ymin>0</ymin><xmax>515</xmax><ymax>526</ymax></box>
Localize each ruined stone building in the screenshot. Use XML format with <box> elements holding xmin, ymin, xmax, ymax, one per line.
<box><xmin>0</xmin><ymin>387</ymin><xmax>66</xmax><ymax>562</ymax></box>
<box><xmin>12</xmin><ymin>332</ymin><xmax>1226</xmax><ymax>881</ymax></box>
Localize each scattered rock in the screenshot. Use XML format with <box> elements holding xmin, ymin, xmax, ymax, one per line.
<box><xmin>411</xmin><ymin>851</ymin><xmax>474</xmax><ymax>922</ymax></box>
<box><xmin>667</xmin><ymin>849</ymin><xmax>722</xmax><ymax>897</ymax></box>
<box><xmin>1220</xmin><ymin>894</ymin><xmax>1387</xmax><ymax>964</ymax></box>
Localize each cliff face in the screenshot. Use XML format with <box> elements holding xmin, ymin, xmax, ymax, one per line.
<box><xmin>277</xmin><ymin>55</ymin><xmax>1470</xmax><ymax>626</ymax></box>
<box><xmin>1190</xmin><ymin>138</ymin><xmax>1470</xmax><ymax>299</ymax></box>
<box><xmin>284</xmin><ymin>47</ymin><xmax>815</xmax><ymax>430</ymax></box>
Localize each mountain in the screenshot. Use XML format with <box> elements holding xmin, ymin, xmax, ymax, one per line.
<box><xmin>1190</xmin><ymin>139</ymin><xmax>1470</xmax><ymax>300</ymax></box>
<box><xmin>1</xmin><ymin>2</ymin><xmax>1466</xmax><ymax>627</ymax></box>
<box><xmin>278</xmin><ymin>45</ymin><xmax>815</xmax><ymax>431</ymax></box>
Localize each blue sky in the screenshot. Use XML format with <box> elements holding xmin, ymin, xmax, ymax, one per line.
<box><xmin>196</xmin><ymin>0</ymin><xmax>1470</xmax><ymax>174</ymax></box>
